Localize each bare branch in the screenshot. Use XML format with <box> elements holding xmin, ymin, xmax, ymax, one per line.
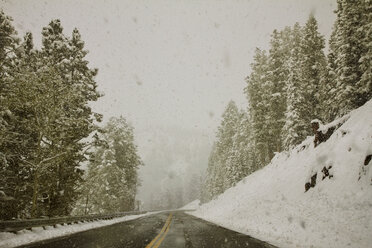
<box><xmin>20</xmin><ymin>152</ymin><xmax>67</xmax><ymax>168</ymax></box>
<box><xmin>38</xmin><ymin>152</ymin><xmax>67</xmax><ymax>166</ymax></box>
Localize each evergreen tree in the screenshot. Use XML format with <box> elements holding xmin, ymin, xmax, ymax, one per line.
<box><xmin>333</xmin><ymin>0</ymin><xmax>370</xmax><ymax>115</ymax></box>
<box><xmin>357</xmin><ymin>0</ymin><xmax>372</xmax><ymax>103</ymax></box>
<box><xmin>202</xmin><ymin>102</ymin><xmax>240</xmax><ymax>201</ymax></box>
<box><xmin>300</xmin><ymin>14</ymin><xmax>327</xmax><ymax>120</ymax></box>
<box><xmin>1</xmin><ymin>15</ymin><xmax>102</xmax><ymax>218</ymax></box>
<box><xmin>245</xmin><ymin>49</ymin><xmax>271</xmax><ymax>167</ymax></box>
<box><xmin>38</xmin><ymin>20</ymin><xmax>102</xmax><ymax>217</ymax></box>
<box><xmin>4</xmin><ymin>64</ymin><xmax>76</xmax><ymax>217</ymax></box>
<box><xmin>225</xmin><ymin>110</ymin><xmax>253</xmax><ymax>187</ymax></box>
<box><xmin>266</xmin><ymin>29</ymin><xmax>290</xmax><ymax>154</ymax></box>
<box><xmin>320</xmin><ymin>23</ymin><xmax>339</xmax><ymax>122</ymax></box>
<box><xmin>0</xmin><ymin>10</ymin><xmax>21</xmax><ymax>219</ymax></box>
<box><xmin>0</xmin><ymin>9</ymin><xmax>19</xmax><ymax>74</ymax></box>
<box><xmin>215</xmin><ymin>101</ymin><xmax>240</xmax><ymax>190</ymax></box>
<box><xmin>282</xmin><ymin>16</ymin><xmax>327</xmax><ymax>149</ymax></box>
<box><xmin>0</xmin><ymin>10</ymin><xmax>20</xmax><ymax>163</ymax></box>
<box><xmin>201</xmin><ymin>144</ymin><xmax>218</xmax><ymax>203</ymax></box>
<box><xmin>77</xmin><ymin>117</ymin><xmax>143</xmax><ymax>214</ymax></box>
<box><xmin>282</xmin><ymin>23</ymin><xmax>309</xmax><ymax>149</ymax></box>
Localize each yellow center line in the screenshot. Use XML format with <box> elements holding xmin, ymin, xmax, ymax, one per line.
<box><xmin>145</xmin><ymin>213</ymin><xmax>173</xmax><ymax>248</ymax></box>
<box><xmin>152</xmin><ymin>216</ymin><xmax>172</xmax><ymax>248</ymax></box>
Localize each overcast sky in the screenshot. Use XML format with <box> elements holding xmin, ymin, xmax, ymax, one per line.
<box><xmin>1</xmin><ymin>0</ymin><xmax>337</xmax><ymax>206</ymax></box>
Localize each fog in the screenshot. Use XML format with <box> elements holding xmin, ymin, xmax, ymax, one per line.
<box><xmin>1</xmin><ymin>0</ymin><xmax>336</xmax><ymax>209</ymax></box>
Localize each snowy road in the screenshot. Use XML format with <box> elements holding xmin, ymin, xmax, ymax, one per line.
<box><xmin>16</xmin><ymin>211</ymin><xmax>276</xmax><ymax>248</ymax></box>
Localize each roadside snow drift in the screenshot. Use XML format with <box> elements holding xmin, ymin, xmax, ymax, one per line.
<box><xmin>192</xmin><ymin>100</ymin><xmax>372</xmax><ymax>248</ymax></box>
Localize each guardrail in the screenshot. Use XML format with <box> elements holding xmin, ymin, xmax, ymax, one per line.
<box><xmin>0</xmin><ymin>211</ymin><xmax>147</xmax><ymax>233</ymax></box>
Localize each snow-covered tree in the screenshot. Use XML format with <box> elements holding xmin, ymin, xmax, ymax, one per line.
<box><xmin>0</xmin><ymin>10</ymin><xmax>21</xmax><ymax>219</ymax></box>
<box><xmin>320</xmin><ymin>23</ymin><xmax>339</xmax><ymax>122</ymax></box>
<box><xmin>282</xmin><ymin>16</ymin><xmax>327</xmax><ymax>149</ymax></box>
<box><xmin>202</xmin><ymin>101</ymin><xmax>256</xmax><ymax>201</ymax></box>
<box><xmin>215</xmin><ymin>101</ymin><xmax>240</xmax><ymax>190</ymax></box>
<box><xmin>1</xmin><ymin>15</ymin><xmax>102</xmax><ymax>219</ymax></box>
<box><xmin>300</xmin><ymin>14</ymin><xmax>327</xmax><ymax>120</ymax></box>
<box><xmin>245</xmin><ymin>48</ymin><xmax>271</xmax><ymax>167</ymax></box>
<box><xmin>332</xmin><ymin>0</ymin><xmax>371</xmax><ymax>115</ymax></box>
<box><xmin>266</xmin><ymin>29</ymin><xmax>291</xmax><ymax>154</ymax></box>
<box><xmin>225</xmin><ymin>110</ymin><xmax>254</xmax><ymax>187</ymax></box>
<box><xmin>76</xmin><ymin>117</ymin><xmax>143</xmax><ymax>214</ymax></box>
<box><xmin>201</xmin><ymin>144</ymin><xmax>218</xmax><ymax>203</ymax></box>
<box><xmin>281</xmin><ymin>23</ymin><xmax>309</xmax><ymax>149</ymax></box>
<box><xmin>36</xmin><ymin>20</ymin><xmax>102</xmax><ymax>217</ymax></box>
<box><xmin>0</xmin><ymin>10</ymin><xmax>20</xmax><ymax>167</ymax></box>
<box><xmin>356</xmin><ymin>0</ymin><xmax>372</xmax><ymax>105</ymax></box>
<box><xmin>0</xmin><ymin>9</ymin><xmax>19</xmax><ymax>72</ymax></box>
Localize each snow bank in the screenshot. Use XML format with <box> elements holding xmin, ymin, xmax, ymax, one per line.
<box><xmin>0</xmin><ymin>212</ymin><xmax>157</xmax><ymax>248</ymax></box>
<box><xmin>179</xmin><ymin>199</ymin><xmax>200</xmax><ymax>210</ymax></box>
<box><xmin>192</xmin><ymin>100</ymin><xmax>372</xmax><ymax>248</ymax></box>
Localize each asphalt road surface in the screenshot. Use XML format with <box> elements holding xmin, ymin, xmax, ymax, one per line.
<box><xmin>19</xmin><ymin>211</ymin><xmax>277</xmax><ymax>248</ymax></box>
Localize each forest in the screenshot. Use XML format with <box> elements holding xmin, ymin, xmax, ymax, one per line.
<box><xmin>0</xmin><ymin>0</ymin><xmax>371</xmax><ymax>220</ymax></box>
<box><xmin>0</xmin><ymin>11</ymin><xmax>142</xmax><ymax>219</ymax></box>
<box><xmin>202</xmin><ymin>0</ymin><xmax>371</xmax><ymax>202</ymax></box>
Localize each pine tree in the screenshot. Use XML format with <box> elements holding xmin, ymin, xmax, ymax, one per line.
<box><xmin>0</xmin><ymin>10</ymin><xmax>20</xmax><ymax>158</ymax></box>
<box><xmin>226</xmin><ymin>110</ymin><xmax>253</xmax><ymax>186</ymax></box>
<box><xmin>0</xmin><ymin>32</ymin><xmax>45</xmax><ymax>219</ymax></box>
<box><xmin>245</xmin><ymin>48</ymin><xmax>271</xmax><ymax>167</ymax></box>
<box><xmin>202</xmin><ymin>101</ymin><xmax>241</xmax><ymax>201</ymax></box>
<box><xmin>38</xmin><ymin>20</ymin><xmax>102</xmax><ymax>216</ymax></box>
<box><xmin>357</xmin><ymin>0</ymin><xmax>372</xmax><ymax>103</ymax></box>
<box><xmin>266</xmin><ymin>29</ymin><xmax>290</xmax><ymax>154</ymax></box>
<box><xmin>282</xmin><ymin>16</ymin><xmax>327</xmax><ymax>149</ymax></box>
<box><xmin>282</xmin><ymin>23</ymin><xmax>309</xmax><ymax>149</ymax></box>
<box><xmin>77</xmin><ymin>117</ymin><xmax>143</xmax><ymax>214</ymax></box>
<box><xmin>320</xmin><ymin>23</ymin><xmax>339</xmax><ymax>122</ymax></box>
<box><xmin>300</xmin><ymin>14</ymin><xmax>327</xmax><ymax>120</ymax></box>
<box><xmin>0</xmin><ymin>9</ymin><xmax>19</xmax><ymax>73</ymax></box>
<box><xmin>201</xmin><ymin>144</ymin><xmax>218</xmax><ymax>202</ymax></box>
<box><xmin>1</xmin><ymin>17</ymin><xmax>102</xmax><ymax>218</ymax></box>
<box><xmin>215</xmin><ymin>101</ymin><xmax>240</xmax><ymax>190</ymax></box>
<box><xmin>4</xmin><ymin>64</ymin><xmax>77</xmax><ymax>217</ymax></box>
<box><xmin>333</xmin><ymin>0</ymin><xmax>369</xmax><ymax>115</ymax></box>
<box><xmin>0</xmin><ymin>10</ymin><xmax>21</xmax><ymax>219</ymax></box>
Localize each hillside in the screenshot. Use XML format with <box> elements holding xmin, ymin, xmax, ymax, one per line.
<box><xmin>192</xmin><ymin>100</ymin><xmax>372</xmax><ymax>248</ymax></box>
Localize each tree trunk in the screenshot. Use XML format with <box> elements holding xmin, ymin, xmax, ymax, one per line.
<box><xmin>31</xmin><ymin>169</ymin><xmax>39</xmax><ymax>218</ymax></box>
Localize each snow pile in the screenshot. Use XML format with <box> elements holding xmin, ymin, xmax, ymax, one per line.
<box><xmin>192</xmin><ymin>100</ymin><xmax>372</xmax><ymax>248</ymax></box>
<box><xmin>179</xmin><ymin>199</ymin><xmax>200</xmax><ymax>210</ymax></box>
<box><xmin>0</xmin><ymin>212</ymin><xmax>157</xmax><ymax>248</ymax></box>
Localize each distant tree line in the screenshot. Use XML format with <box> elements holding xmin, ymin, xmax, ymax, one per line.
<box><xmin>147</xmin><ymin>173</ymin><xmax>203</xmax><ymax>210</ymax></box>
<box><xmin>0</xmin><ymin>10</ymin><xmax>142</xmax><ymax>219</ymax></box>
<box><xmin>202</xmin><ymin>0</ymin><xmax>372</xmax><ymax>203</ymax></box>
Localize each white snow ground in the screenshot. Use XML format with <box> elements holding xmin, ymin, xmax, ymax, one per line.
<box><xmin>0</xmin><ymin>212</ymin><xmax>157</xmax><ymax>248</ymax></box>
<box><xmin>192</xmin><ymin>100</ymin><xmax>372</xmax><ymax>248</ymax></box>
<box><xmin>179</xmin><ymin>199</ymin><xmax>201</xmax><ymax>210</ymax></box>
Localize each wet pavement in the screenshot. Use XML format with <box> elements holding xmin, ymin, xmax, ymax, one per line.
<box><xmin>19</xmin><ymin>211</ymin><xmax>277</xmax><ymax>248</ymax></box>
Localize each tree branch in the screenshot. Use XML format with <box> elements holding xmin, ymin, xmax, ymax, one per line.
<box><xmin>38</xmin><ymin>152</ymin><xmax>67</xmax><ymax>166</ymax></box>
<box><xmin>20</xmin><ymin>152</ymin><xmax>67</xmax><ymax>168</ymax></box>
